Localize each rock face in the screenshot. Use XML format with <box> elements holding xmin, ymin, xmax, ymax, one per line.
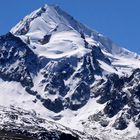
<box><xmin>0</xmin><ymin>4</ymin><xmax>140</xmax><ymax>140</ymax></box>
<box><xmin>0</xmin><ymin>33</ymin><xmax>38</xmax><ymax>87</ymax></box>
<box><xmin>91</xmin><ymin>70</ymin><xmax>140</xmax><ymax>129</ymax></box>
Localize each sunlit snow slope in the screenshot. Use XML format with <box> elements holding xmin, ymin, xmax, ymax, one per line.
<box><xmin>11</xmin><ymin>4</ymin><xmax>140</xmax><ymax>74</ymax></box>
<box><xmin>0</xmin><ymin>4</ymin><xmax>140</xmax><ymax>140</ymax></box>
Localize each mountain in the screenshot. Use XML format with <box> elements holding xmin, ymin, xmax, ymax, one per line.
<box><xmin>0</xmin><ymin>4</ymin><xmax>140</xmax><ymax>140</ymax></box>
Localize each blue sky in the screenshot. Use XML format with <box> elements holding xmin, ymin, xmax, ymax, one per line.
<box><xmin>0</xmin><ymin>0</ymin><xmax>140</xmax><ymax>53</ymax></box>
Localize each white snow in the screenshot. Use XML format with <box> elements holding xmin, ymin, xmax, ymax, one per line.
<box><xmin>11</xmin><ymin>3</ymin><xmax>140</xmax><ymax>75</ymax></box>
<box><xmin>98</xmin><ymin>59</ymin><xmax>119</xmax><ymax>74</ymax></box>
<box><xmin>30</xmin><ymin>31</ymin><xmax>90</xmax><ymax>58</ymax></box>
<box><xmin>4</xmin><ymin>3</ymin><xmax>140</xmax><ymax>140</ymax></box>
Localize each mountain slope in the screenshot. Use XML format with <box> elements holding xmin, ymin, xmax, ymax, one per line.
<box><xmin>0</xmin><ymin>4</ymin><xmax>140</xmax><ymax>140</ymax></box>
<box><xmin>10</xmin><ymin>4</ymin><xmax>140</xmax><ymax>74</ymax></box>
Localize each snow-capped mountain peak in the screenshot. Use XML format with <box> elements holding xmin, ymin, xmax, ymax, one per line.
<box><xmin>10</xmin><ymin>4</ymin><xmax>140</xmax><ymax>75</ymax></box>
<box><xmin>10</xmin><ymin>4</ymin><xmax>92</xmax><ymax>39</ymax></box>
<box><xmin>0</xmin><ymin>4</ymin><xmax>140</xmax><ymax>140</ymax></box>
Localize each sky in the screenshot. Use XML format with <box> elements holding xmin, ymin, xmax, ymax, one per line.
<box><xmin>0</xmin><ymin>0</ymin><xmax>140</xmax><ymax>54</ymax></box>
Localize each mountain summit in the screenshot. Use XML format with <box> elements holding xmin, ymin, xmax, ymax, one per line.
<box><xmin>11</xmin><ymin>4</ymin><xmax>140</xmax><ymax>74</ymax></box>
<box><xmin>0</xmin><ymin>4</ymin><xmax>140</xmax><ymax>140</ymax></box>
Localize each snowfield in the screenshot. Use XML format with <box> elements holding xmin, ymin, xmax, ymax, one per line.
<box><xmin>0</xmin><ymin>3</ymin><xmax>139</xmax><ymax>140</ymax></box>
